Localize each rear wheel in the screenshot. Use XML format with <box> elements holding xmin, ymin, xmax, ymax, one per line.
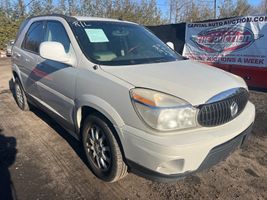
<box><xmin>82</xmin><ymin>113</ymin><xmax>127</xmax><ymax>182</ymax></box>
<box><xmin>14</xmin><ymin>78</ymin><xmax>29</xmax><ymax>111</ymax></box>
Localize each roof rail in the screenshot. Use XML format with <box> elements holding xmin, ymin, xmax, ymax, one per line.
<box><xmin>26</xmin><ymin>14</ymin><xmax>77</xmax><ymax>23</ymax></box>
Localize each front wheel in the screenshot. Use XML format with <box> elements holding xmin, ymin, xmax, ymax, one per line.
<box><xmin>82</xmin><ymin>114</ymin><xmax>128</xmax><ymax>182</ymax></box>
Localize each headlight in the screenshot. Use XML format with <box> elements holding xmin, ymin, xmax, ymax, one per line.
<box><xmin>130</xmin><ymin>88</ymin><xmax>198</xmax><ymax>131</ymax></box>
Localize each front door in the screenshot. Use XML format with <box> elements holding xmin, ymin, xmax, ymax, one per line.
<box><xmin>37</xmin><ymin>20</ymin><xmax>77</xmax><ymax>132</ymax></box>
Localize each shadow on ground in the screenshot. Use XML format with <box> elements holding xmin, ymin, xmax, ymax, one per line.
<box><xmin>0</xmin><ymin>128</ymin><xmax>17</xmax><ymax>200</ymax></box>
<box><xmin>9</xmin><ymin>79</ymin><xmax>88</xmax><ymax>167</ymax></box>
<box><xmin>252</xmin><ymin>111</ymin><xmax>267</xmax><ymax>137</ymax></box>
<box><xmin>30</xmin><ymin>106</ymin><xmax>87</xmax><ymax>163</ymax></box>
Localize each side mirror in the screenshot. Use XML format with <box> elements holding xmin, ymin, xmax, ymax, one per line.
<box><xmin>166</xmin><ymin>42</ymin><xmax>174</xmax><ymax>50</ymax></box>
<box><xmin>40</xmin><ymin>42</ymin><xmax>70</xmax><ymax>63</ymax></box>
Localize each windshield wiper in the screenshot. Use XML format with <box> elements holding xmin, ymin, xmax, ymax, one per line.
<box><xmin>153</xmin><ymin>58</ymin><xmax>172</xmax><ymax>63</ymax></box>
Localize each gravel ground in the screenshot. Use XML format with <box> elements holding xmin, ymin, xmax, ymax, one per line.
<box><xmin>0</xmin><ymin>58</ymin><xmax>266</xmax><ymax>200</ymax></box>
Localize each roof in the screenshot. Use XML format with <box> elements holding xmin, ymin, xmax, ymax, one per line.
<box><xmin>73</xmin><ymin>16</ymin><xmax>135</xmax><ymax>24</ymax></box>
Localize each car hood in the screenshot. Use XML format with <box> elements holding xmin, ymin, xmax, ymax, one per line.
<box><xmin>102</xmin><ymin>60</ymin><xmax>247</xmax><ymax>105</ymax></box>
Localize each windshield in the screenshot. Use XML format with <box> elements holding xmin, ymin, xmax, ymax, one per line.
<box><xmin>71</xmin><ymin>21</ymin><xmax>182</xmax><ymax>66</ymax></box>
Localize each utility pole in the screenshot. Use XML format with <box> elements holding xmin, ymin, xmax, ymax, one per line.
<box><xmin>213</xmin><ymin>0</ymin><xmax>216</xmax><ymax>19</ymax></box>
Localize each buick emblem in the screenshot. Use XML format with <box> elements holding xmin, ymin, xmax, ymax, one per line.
<box><xmin>230</xmin><ymin>101</ymin><xmax>239</xmax><ymax>117</ymax></box>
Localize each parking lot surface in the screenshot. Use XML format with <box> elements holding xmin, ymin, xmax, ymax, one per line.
<box><xmin>0</xmin><ymin>58</ymin><xmax>267</xmax><ymax>200</ymax></box>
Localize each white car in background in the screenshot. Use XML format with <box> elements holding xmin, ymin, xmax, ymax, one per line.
<box><xmin>6</xmin><ymin>39</ymin><xmax>14</xmax><ymax>57</ymax></box>
<box><xmin>11</xmin><ymin>14</ymin><xmax>255</xmax><ymax>182</ymax></box>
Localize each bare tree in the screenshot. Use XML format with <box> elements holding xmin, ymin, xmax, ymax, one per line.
<box><xmin>219</xmin><ymin>0</ymin><xmax>252</xmax><ymax>18</ymax></box>
<box><xmin>11</xmin><ymin>0</ymin><xmax>26</xmax><ymax>17</ymax></box>
<box><xmin>68</xmin><ymin>0</ymin><xmax>77</xmax><ymax>15</ymax></box>
<box><xmin>256</xmin><ymin>0</ymin><xmax>267</xmax><ymax>14</ymax></box>
<box><xmin>1</xmin><ymin>0</ymin><xmax>12</xmax><ymax>17</ymax></box>
<box><xmin>219</xmin><ymin>0</ymin><xmax>235</xmax><ymax>18</ymax></box>
<box><xmin>29</xmin><ymin>0</ymin><xmax>43</xmax><ymax>16</ymax></box>
<box><xmin>79</xmin><ymin>0</ymin><xmax>166</xmax><ymax>25</ymax></box>
<box><xmin>169</xmin><ymin>0</ymin><xmax>191</xmax><ymax>23</ymax></box>
<box><xmin>233</xmin><ymin>0</ymin><xmax>251</xmax><ymax>16</ymax></box>
<box><xmin>168</xmin><ymin>0</ymin><xmax>214</xmax><ymax>23</ymax></box>
<box><xmin>54</xmin><ymin>0</ymin><xmax>67</xmax><ymax>14</ymax></box>
<box><xmin>182</xmin><ymin>1</ymin><xmax>213</xmax><ymax>22</ymax></box>
<box><xmin>43</xmin><ymin>0</ymin><xmax>54</xmax><ymax>14</ymax></box>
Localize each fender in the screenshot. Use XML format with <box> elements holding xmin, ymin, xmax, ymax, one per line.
<box><xmin>75</xmin><ymin>94</ymin><xmax>125</xmax><ymax>130</ymax></box>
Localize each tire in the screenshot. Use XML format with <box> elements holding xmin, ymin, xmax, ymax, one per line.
<box><xmin>82</xmin><ymin>113</ymin><xmax>128</xmax><ymax>182</ymax></box>
<box><xmin>14</xmin><ymin>78</ymin><xmax>29</xmax><ymax>111</ymax></box>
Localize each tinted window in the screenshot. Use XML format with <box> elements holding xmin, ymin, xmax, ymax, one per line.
<box><xmin>23</xmin><ymin>21</ymin><xmax>45</xmax><ymax>53</ymax></box>
<box><xmin>45</xmin><ymin>21</ymin><xmax>71</xmax><ymax>53</ymax></box>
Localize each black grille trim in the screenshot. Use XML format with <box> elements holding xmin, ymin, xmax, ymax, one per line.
<box><xmin>197</xmin><ymin>88</ymin><xmax>249</xmax><ymax>127</ymax></box>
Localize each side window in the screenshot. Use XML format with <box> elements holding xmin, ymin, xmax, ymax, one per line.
<box><xmin>45</xmin><ymin>21</ymin><xmax>71</xmax><ymax>53</ymax></box>
<box><xmin>22</xmin><ymin>21</ymin><xmax>45</xmax><ymax>53</ymax></box>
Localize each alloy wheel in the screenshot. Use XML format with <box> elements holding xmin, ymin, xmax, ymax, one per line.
<box><xmin>86</xmin><ymin>124</ymin><xmax>111</xmax><ymax>172</ymax></box>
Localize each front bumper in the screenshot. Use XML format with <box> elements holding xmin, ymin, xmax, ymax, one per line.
<box><xmin>127</xmin><ymin>123</ymin><xmax>253</xmax><ymax>182</ymax></box>
<box><xmin>120</xmin><ymin>101</ymin><xmax>255</xmax><ymax>182</ymax></box>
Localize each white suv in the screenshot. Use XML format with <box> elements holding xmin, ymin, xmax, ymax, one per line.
<box><xmin>11</xmin><ymin>14</ymin><xmax>255</xmax><ymax>182</ymax></box>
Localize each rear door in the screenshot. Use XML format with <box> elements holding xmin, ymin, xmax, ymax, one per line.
<box><xmin>14</xmin><ymin>20</ymin><xmax>45</xmax><ymax>99</ymax></box>
<box><xmin>37</xmin><ymin>20</ymin><xmax>77</xmax><ymax>132</ymax></box>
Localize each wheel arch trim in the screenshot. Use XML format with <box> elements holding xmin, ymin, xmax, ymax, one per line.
<box><xmin>75</xmin><ymin>95</ymin><xmax>125</xmax><ymax>131</ymax></box>
<box><xmin>12</xmin><ymin>64</ymin><xmax>25</xmax><ymax>89</ymax></box>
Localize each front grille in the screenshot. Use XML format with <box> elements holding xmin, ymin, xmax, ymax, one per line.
<box><xmin>197</xmin><ymin>88</ymin><xmax>249</xmax><ymax>127</ymax></box>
